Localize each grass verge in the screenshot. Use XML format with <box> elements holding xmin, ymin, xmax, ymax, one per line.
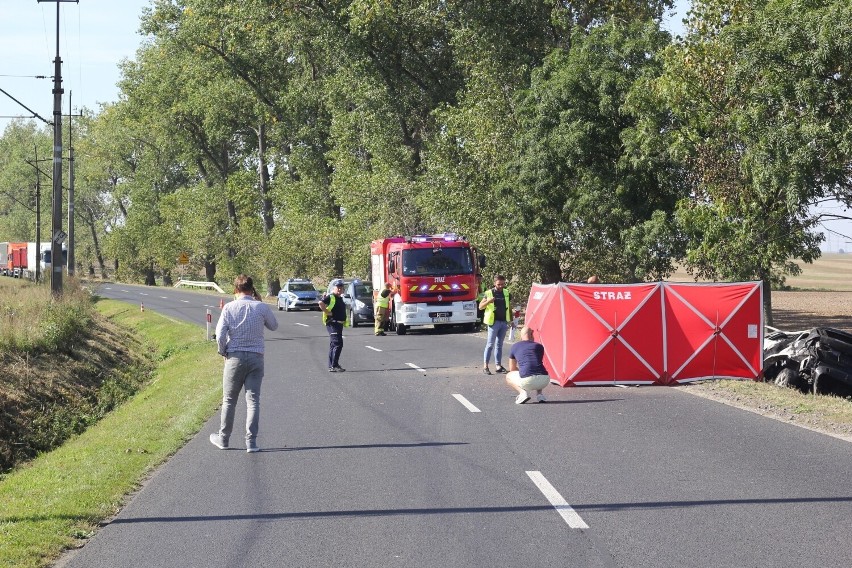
<box><xmin>0</xmin><ymin>299</ymin><xmax>221</xmax><ymax>568</ymax></box>
<box><xmin>680</xmin><ymin>379</ymin><xmax>852</xmax><ymax>440</ymax></box>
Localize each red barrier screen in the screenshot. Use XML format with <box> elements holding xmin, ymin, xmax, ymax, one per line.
<box><xmin>525</xmin><ymin>282</ymin><xmax>763</xmax><ymax>386</ymax></box>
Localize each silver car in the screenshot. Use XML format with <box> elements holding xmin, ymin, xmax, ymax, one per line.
<box><xmin>277</xmin><ymin>279</ymin><xmax>320</xmax><ymax>311</ymax></box>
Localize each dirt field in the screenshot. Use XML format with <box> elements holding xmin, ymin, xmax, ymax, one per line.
<box><xmin>771</xmin><ymin>290</ymin><xmax>852</xmax><ymax>332</ymax></box>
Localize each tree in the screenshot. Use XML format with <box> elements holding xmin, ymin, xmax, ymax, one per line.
<box><xmin>660</xmin><ymin>0</ymin><xmax>852</xmax><ymax>323</ymax></box>
<box><xmin>510</xmin><ymin>20</ymin><xmax>683</xmax><ymax>285</ymax></box>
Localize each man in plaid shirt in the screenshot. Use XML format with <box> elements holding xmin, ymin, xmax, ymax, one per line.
<box><xmin>210</xmin><ymin>274</ymin><xmax>278</xmax><ymax>453</ymax></box>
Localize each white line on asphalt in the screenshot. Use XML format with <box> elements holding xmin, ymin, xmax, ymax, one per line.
<box><xmin>140</xmin><ymin>292</ymin><xmax>148</xmax><ymax>296</ymax></box>
<box><xmin>526</xmin><ymin>471</ymin><xmax>589</xmax><ymax>529</ymax></box>
<box><xmin>366</xmin><ymin>346</ymin><xmax>382</xmax><ymax>352</ymax></box>
<box><xmin>160</xmin><ymin>296</ymin><xmax>168</xmax><ymax>299</ymax></box>
<box><xmin>452</xmin><ymin>394</ymin><xmax>481</xmax><ymax>413</ymax></box>
<box><xmin>294</xmin><ymin>323</ymin><xmax>309</xmax><ymax>327</ymax></box>
<box><xmin>406</xmin><ymin>362</ymin><xmax>427</xmax><ymax>373</ymax></box>
<box><xmin>181</xmin><ymin>300</ymin><xmax>190</xmax><ymax>303</ymax></box>
<box><xmin>121</xmin><ymin>289</ymin><xmax>129</xmax><ymax>292</ymax></box>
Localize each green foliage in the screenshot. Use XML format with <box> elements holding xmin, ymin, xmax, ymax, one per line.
<box><xmin>6</xmin><ymin>0</ymin><xmax>850</xmax><ymax>324</ymax></box>
<box><xmin>509</xmin><ymin>20</ymin><xmax>683</xmax><ymax>285</ymax></box>
<box><xmin>660</xmin><ymin>0</ymin><xmax>852</xmax><ymax>310</ymax></box>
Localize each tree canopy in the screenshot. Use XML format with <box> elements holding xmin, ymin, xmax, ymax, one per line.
<box><xmin>2</xmin><ymin>0</ymin><xmax>851</xmax><ymax>321</ymax></box>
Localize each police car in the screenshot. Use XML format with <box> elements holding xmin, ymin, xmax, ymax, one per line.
<box><xmin>277</xmin><ymin>278</ymin><xmax>321</xmax><ymax>311</ymax></box>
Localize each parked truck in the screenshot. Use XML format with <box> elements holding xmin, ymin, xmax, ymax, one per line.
<box><xmin>370</xmin><ymin>233</ymin><xmax>484</xmax><ymax>335</ymax></box>
<box><xmin>8</xmin><ymin>242</ymin><xmax>65</xmax><ymax>281</ymax></box>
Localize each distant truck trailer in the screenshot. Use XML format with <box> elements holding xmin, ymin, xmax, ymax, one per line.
<box><xmin>8</xmin><ymin>242</ymin><xmax>65</xmax><ymax>281</ymax></box>
<box><xmin>0</xmin><ymin>242</ymin><xmax>8</xmax><ymax>276</ymax></box>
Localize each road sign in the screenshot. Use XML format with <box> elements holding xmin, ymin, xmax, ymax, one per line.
<box><xmin>178</xmin><ymin>252</ymin><xmax>189</xmax><ymax>265</ymax></box>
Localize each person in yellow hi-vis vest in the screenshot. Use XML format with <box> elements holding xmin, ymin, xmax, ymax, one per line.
<box><xmin>374</xmin><ymin>282</ymin><xmax>393</xmax><ymax>336</ymax></box>
<box><xmin>479</xmin><ymin>274</ymin><xmax>512</xmax><ymax>375</ymax></box>
<box><xmin>319</xmin><ymin>279</ymin><xmax>348</xmax><ymax>372</ymax></box>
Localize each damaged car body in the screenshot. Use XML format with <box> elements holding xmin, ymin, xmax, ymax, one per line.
<box><xmin>763</xmin><ymin>327</ymin><xmax>852</xmax><ymax>397</ymax></box>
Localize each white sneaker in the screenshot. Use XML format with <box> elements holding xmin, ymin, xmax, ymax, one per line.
<box><xmin>515</xmin><ymin>391</ymin><xmax>530</xmax><ymax>405</ymax></box>
<box><xmin>209</xmin><ymin>433</ymin><xmax>228</xmax><ymax>449</ymax></box>
<box><xmin>537</xmin><ymin>393</ymin><xmax>547</xmax><ymax>403</ymax></box>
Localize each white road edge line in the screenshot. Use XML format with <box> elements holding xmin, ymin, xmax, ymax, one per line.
<box><xmin>160</xmin><ymin>296</ymin><xmax>168</xmax><ymax>299</ymax></box>
<box><xmin>452</xmin><ymin>394</ymin><xmax>481</xmax><ymax>413</ymax></box>
<box><xmin>181</xmin><ymin>300</ymin><xmax>190</xmax><ymax>303</ymax></box>
<box><xmin>526</xmin><ymin>471</ymin><xmax>589</xmax><ymax>529</ymax></box>
<box><xmin>406</xmin><ymin>362</ymin><xmax>427</xmax><ymax>373</ymax></box>
<box><xmin>294</xmin><ymin>323</ymin><xmax>309</xmax><ymax>327</ymax></box>
<box><xmin>366</xmin><ymin>346</ymin><xmax>382</xmax><ymax>352</ymax></box>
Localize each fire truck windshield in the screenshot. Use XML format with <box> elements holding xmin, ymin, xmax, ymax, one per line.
<box><xmin>402</xmin><ymin>248</ymin><xmax>474</xmax><ymax>276</ymax></box>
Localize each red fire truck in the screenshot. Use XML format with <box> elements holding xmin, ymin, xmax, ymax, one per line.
<box><xmin>370</xmin><ymin>233</ymin><xmax>485</xmax><ymax>335</ymax></box>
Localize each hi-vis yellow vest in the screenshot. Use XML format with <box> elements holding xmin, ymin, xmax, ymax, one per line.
<box><xmin>483</xmin><ymin>289</ymin><xmax>510</xmax><ymax>326</ymax></box>
<box><xmin>322</xmin><ymin>295</ymin><xmax>349</xmax><ymax>326</ymax></box>
<box><xmin>376</xmin><ymin>292</ymin><xmax>390</xmax><ymax>309</ymax></box>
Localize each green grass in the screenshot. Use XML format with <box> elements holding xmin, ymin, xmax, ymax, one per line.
<box><xmin>0</xmin><ymin>300</ymin><xmax>221</xmax><ymax>568</ymax></box>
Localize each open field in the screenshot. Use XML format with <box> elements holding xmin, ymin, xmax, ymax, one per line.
<box><xmin>667</xmin><ymin>252</ymin><xmax>852</xmax><ymax>332</ymax></box>
<box><xmin>670</xmin><ymin>252</ymin><xmax>852</xmax><ymax>292</ymax></box>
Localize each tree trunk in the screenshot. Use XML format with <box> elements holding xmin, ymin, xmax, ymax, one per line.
<box><xmin>256</xmin><ymin>122</ymin><xmax>280</xmax><ymax>297</ymax></box>
<box><xmin>144</xmin><ymin>263</ymin><xmax>156</xmax><ymax>286</ymax></box>
<box><xmin>538</xmin><ymin>256</ymin><xmax>562</xmax><ymax>284</ymax></box>
<box><xmin>205</xmin><ymin>258</ymin><xmax>216</xmax><ymax>282</ymax></box>
<box><xmin>761</xmin><ymin>271</ymin><xmax>773</xmax><ymax>327</ymax></box>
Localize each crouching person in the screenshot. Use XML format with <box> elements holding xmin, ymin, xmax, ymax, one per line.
<box><xmin>506</xmin><ymin>326</ymin><xmax>549</xmax><ymax>404</ymax></box>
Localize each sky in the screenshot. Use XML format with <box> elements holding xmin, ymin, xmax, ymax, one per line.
<box><xmin>1</xmin><ymin>0</ymin><xmax>849</xmax><ymax>250</ymax></box>
<box><xmin>0</xmin><ymin>0</ymin><xmax>151</xmax><ymax>129</ymax></box>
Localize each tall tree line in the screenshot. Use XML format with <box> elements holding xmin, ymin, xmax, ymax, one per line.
<box><xmin>1</xmin><ymin>0</ymin><xmax>850</xmax><ymax>321</ymax></box>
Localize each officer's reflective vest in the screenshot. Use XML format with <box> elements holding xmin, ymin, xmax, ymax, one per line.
<box><xmin>322</xmin><ymin>295</ymin><xmax>349</xmax><ymax>326</ymax></box>
<box><xmin>483</xmin><ymin>288</ymin><xmax>510</xmax><ymax>326</ymax></box>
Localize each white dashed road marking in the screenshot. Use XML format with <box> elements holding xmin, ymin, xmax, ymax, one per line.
<box><xmin>140</xmin><ymin>292</ymin><xmax>148</xmax><ymax>296</ymax></box>
<box><xmin>452</xmin><ymin>394</ymin><xmax>481</xmax><ymax>413</ymax></box>
<box><xmin>366</xmin><ymin>346</ymin><xmax>382</xmax><ymax>352</ymax></box>
<box><xmin>181</xmin><ymin>300</ymin><xmax>190</xmax><ymax>303</ymax></box>
<box><xmin>526</xmin><ymin>471</ymin><xmax>589</xmax><ymax>529</ymax></box>
<box><xmin>406</xmin><ymin>363</ymin><xmax>427</xmax><ymax>373</ymax></box>
<box><xmin>294</xmin><ymin>323</ymin><xmax>309</xmax><ymax>327</ymax></box>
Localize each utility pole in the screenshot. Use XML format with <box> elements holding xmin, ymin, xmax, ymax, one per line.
<box><xmin>39</xmin><ymin>0</ymin><xmax>78</xmax><ymax>294</ymax></box>
<box><xmin>24</xmin><ymin>149</ymin><xmax>51</xmax><ymax>284</ymax></box>
<box><xmin>66</xmin><ymin>91</ymin><xmax>82</xmax><ymax>277</ymax></box>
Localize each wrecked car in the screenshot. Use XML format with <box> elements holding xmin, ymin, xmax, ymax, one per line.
<box><xmin>763</xmin><ymin>327</ymin><xmax>852</xmax><ymax>397</ymax></box>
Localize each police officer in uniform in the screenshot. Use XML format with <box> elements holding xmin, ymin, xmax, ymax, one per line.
<box><xmin>320</xmin><ymin>279</ymin><xmax>348</xmax><ymax>371</ymax></box>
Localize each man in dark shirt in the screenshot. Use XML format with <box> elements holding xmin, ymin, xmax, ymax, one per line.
<box><xmin>506</xmin><ymin>326</ymin><xmax>550</xmax><ymax>404</ymax></box>
<box><xmin>319</xmin><ymin>279</ymin><xmax>348</xmax><ymax>372</ymax></box>
<box><xmin>479</xmin><ymin>274</ymin><xmax>512</xmax><ymax>374</ymax></box>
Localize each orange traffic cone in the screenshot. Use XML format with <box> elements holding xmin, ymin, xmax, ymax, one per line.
<box><xmin>140</xmin><ymin>302</ymin><xmax>145</xmax><ymax>312</ymax></box>
<box><xmin>218</xmin><ymin>298</ymin><xmax>225</xmax><ymax>309</ymax></box>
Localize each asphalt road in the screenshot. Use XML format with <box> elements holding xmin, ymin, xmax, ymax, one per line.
<box><xmin>58</xmin><ymin>283</ymin><xmax>852</xmax><ymax>567</ymax></box>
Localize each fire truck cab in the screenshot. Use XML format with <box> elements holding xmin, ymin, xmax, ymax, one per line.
<box><xmin>370</xmin><ymin>233</ymin><xmax>484</xmax><ymax>335</ymax></box>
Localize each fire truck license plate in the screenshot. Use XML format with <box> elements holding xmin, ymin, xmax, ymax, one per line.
<box><xmin>432</xmin><ymin>317</ymin><xmax>450</xmax><ymax>323</ymax></box>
